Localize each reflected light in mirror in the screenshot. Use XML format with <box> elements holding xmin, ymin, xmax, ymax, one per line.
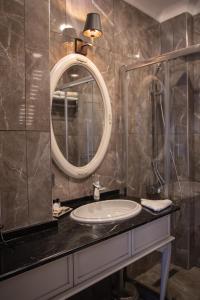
<box><xmin>60</xmin><ymin>23</ymin><xmax>73</xmax><ymax>31</ymax></box>
<box><xmin>70</xmin><ymin>73</ymin><xmax>79</xmax><ymax>78</ymax></box>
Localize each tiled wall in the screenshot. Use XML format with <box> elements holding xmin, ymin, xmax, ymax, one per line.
<box><xmin>1</xmin><ymin>2</ymin><xmax>200</xmax><ymax>264</ymax></box>
<box><xmin>0</xmin><ymin>0</ymin><xmax>52</xmax><ymax>231</ymax></box>
<box><xmin>50</xmin><ymin>0</ymin><xmax>161</xmax><ymax>201</ymax></box>
<box><xmin>0</xmin><ymin>0</ymin><xmax>161</xmax><ymax>231</ymax></box>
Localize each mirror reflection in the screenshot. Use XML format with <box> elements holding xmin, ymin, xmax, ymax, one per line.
<box><xmin>52</xmin><ymin>65</ymin><xmax>104</xmax><ymax>167</ymax></box>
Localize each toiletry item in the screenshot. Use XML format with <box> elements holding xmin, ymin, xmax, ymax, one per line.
<box><xmin>53</xmin><ymin>206</ymin><xmax>72</xmax><ymax>218</ymax></box>
<box><xmin>141</xmin><ymin>199</ymin><xmax>172</xmax><ymax>212</ymax></box>
<box><xmin>53</xmin><ymin>198</ymin><xmax>60</xmax><ymax>210</ymax></box>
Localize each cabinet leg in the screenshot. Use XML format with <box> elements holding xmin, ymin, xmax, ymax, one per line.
<box><xmin>160</xmin><ymin>242</ymin><xmax>171</xmax><ymax>300</ymax></box>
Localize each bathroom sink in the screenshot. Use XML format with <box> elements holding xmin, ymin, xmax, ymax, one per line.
<box><xmin>70</xmin><ymin>199</ymin><xmax>142</xmax><ymax>223</ymax></box>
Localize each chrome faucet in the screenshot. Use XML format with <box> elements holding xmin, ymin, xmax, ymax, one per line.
<box><xmin>93</xmin><ymin>180</ymin><xmax>105</xmax><ymax>201</ymax></box>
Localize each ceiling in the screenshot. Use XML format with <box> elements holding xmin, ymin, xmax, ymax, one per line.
<box><xmin>124</xmin><ymin>0</ymin><xmax>200</xmax><ymax>22</ymax></box>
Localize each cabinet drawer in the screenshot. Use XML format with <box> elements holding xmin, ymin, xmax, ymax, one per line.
<box><xmin>74</xmin><ymin>232</ymin><xmax>131</xmax><ymax>285</ymax></box>
<box><xmin>132</xmin><ymin>216</ymin><xmax>170</xmax><ymax>254</ymax></box>
<box><xmin>0</xmin><ymin>255</ymin><xmax>73</xmax><ymax>300</ymax></box>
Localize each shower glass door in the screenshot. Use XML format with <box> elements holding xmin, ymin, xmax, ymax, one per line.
<box><xmin>124</xmin><ymin>52</ymin><xmax>200</xmax><ymax>268</ymax></box>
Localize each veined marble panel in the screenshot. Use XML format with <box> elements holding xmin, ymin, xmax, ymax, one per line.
<box><xmin>127</xmin><ymin>133</ymin><xmax>153</xmax><ymax>198</ymax></box>
<box><xmin>26</xmin><ymin>48</ymin><xmax>50</xmax><ymax>131</ymax></box>
<box><xmin>0</xmin><ymin>0</ymin><xmax>25</xmax><ymax>130</ymax></box>
<box><xmin>25</xmin><ymin>0</ymin><xmax>49</xmax><ymax>50</ymax></box>
<box><xmin>0</xmin><ymin>131</ymin><xmax>28</xmax><ymax>230</ymax></box>
<box><xmin>50</xmin><ymin>0</ymin><xmax>66</xmax><ymax>33</ymax></box>
<box><xmin>193</xmin><ymin>13</ymin><xmax>200</xmax><ymax>45</ymax></box>
<box><xmin>27</xmin><ymin>132</ymin><xmax>52</xmax><ymax>224</ymax></box>
<box><xmin>161</xmin><ymin>13</ymin><xmax>193</xmax><ymax>54</ymax></box>
<box><xmin>0</xmin><ymin>0</ymin><xmax>24</xmax><ymax>66</ymax></box>
<box><xmin>114</xmin><ymin>0</ymin><xmax>160</xmax><ymax>59</ymax></box>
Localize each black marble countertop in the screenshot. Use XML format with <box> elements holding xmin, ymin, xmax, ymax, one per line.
<box><xmin>0</xmin><ymin>192</ymin><xmax>179</xmax><ymax>281</ymax></box>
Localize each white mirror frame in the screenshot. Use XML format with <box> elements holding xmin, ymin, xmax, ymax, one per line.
<box><xmin>51</xmin><ymin>53</ymin><xmax>112</xmax><ymax>179</ymax></box>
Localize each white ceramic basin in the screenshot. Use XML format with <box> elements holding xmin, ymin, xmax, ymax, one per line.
<box><xmin>70</xmin><ymin>199</ymin><xmax>142</xmax><ymax>223</ymax></box>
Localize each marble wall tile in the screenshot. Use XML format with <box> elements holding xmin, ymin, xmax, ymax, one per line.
<box><xmin>193</xmin><ymin>13</ymin><xmax>200</xmax><ymax>45</ymax></box>
<box><xmin>114</xmin><ymin>0</ymin><xmax>160</xmax><ymax>59</ymax></box>
<box><xmin>50</xmin><ymin>31</ymin><xmax>74</xmax><ymax>68</ymax></box>
<box><xmin>113</xmin><ymin>53</ymin><xmax>133</xmax><ymax>190</ymax></box>
<box><xmin>193</xmin><ymin>196</ymin><xmax>200</xmax><ymax>266</ymax></box>
<box><xmin>50</xmin><ymin>0</ymin><xmax>66</xmax><ymax>33</ymax></box>
<box><xmin>192</xmin><ymin>134</ymin><xmax>200</xmax><ymax>181</ymax></box>
<box><xmin>170</xmin><ymin>134</ymin><xmax>190</xmax><ymax>181</ymax></box>
<box><xmin>0</xmin><ymin>0</ymin><xmax>25</xmax><ymax>130</ymax></box>
<box><xmin>27</xmin><ymin>132</ymin><xmax>52</xmax><ymax>224</ymax></box>
<box><xmin>127</xmin><ymin>133</ymin><xmax>153</xmax><ymax>198</ymax></box>
<box><xmin>192</xmin><ymin>56</ymin><xmax>200</xmax><ymax>134</ymax></box>
<box><xmin>96</xmin><ymin>135</ymin><xmax>118</xmax><ymax>174</ymax></box>
<box><xmin>0</xmin><ymin>0</ymin><xmax>53</xmax><ymax>231</ymax></box>
<box><xmin>68</xmin><ymin>176</ymin><xmax>93</xmax><ymax>200</ymax></box>
<box><xmin>0</xmin><ymin>0</ymin><xmax>24</xmax><ymax>66</ymax></box>
<box><xmin>87</xmin><ymin>45</ymin><xmax>115</xmax><ymax>105</ymax></box>
<box><xmin>160</xmin><ymin>19</ymin><xmax>173</xmax><ymax>53</ymax></box>
<box><xmin>26</xmin><ymin>48</ymin><xmax>50</xmax><ymax>130</ymax></box>
<box><xmin>87</xmin><ymin>46</ymin><xmax>120</xmax><ymax>192</ymax></box>
<box><xmin>127</xmin><ymin>65</ymin><xmax>154</xmax><ymax>135</ymax></box>
<box><xmin>169</xmin><ymin>58</ymin><xmax>188</xmax><ymax>135</ymax></box>
<box><xmin>171</xmin><ymin>198</ymin><xmax>191</xmax><ymax>269</ymax></box>
<box><xmin>25</xmin><ymin>0</ymin><xmax>49</xmax><ymax>50</ymax></box>
<box><xmin>161</xmin><ymin>13</ymin><xmax>193</xmax><ymax>54</ymax></box>
<box><xmin>0</xmin><ymin>63</ymin><xmax>25</xmax><ymax>130</ymax></box>
<box><xmin>173</xmin><ymin>13</ymin><xmax>192</xmax><ymax>50</ymax></box>
<box><xmin>52</xmin><ymin>162</ymin><xmax>70</xmax><ymax>201</ymax></box>
<box><xmin>0</xmin><ymin>131</ymin><xmax>28</xmax><ymax>230</ymax></box>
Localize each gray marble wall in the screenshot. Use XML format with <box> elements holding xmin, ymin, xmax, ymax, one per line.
<box><xmin>51</xmin><ymin>0</ymin><xmax>161</xmax><ymax>201</ymax></box>
<box><xmin>0</xmin><ymin>0</ymin><xmax>52</xmax><ymax>231</ymax></box>
<box><xmin>160</xmin><ymin>13</ymin><xmax>193</xmax><ymax>54</ymax></box>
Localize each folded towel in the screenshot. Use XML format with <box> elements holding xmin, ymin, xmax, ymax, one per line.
<box><xmin>141</xmin><ymin>199</ymin><xmax>172</xmax><ymax>212</ymax></box>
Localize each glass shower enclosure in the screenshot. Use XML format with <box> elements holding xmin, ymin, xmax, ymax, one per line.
<box><xmin>122</xmin><ymin>45</ymin><xmax>200</xmax><ymax>269</ymax></box>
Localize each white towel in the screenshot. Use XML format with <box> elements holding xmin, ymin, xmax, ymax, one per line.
<box><xmin>141</xmin><ymin>199</ymin><xmax>172</xmax><ymax>212</ymax></box>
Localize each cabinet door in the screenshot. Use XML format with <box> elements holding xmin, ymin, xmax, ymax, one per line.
<box><xmin>0</xmin><ymin>255</ymin><xmax>73</xmax><ymax>300</ymax></box>
<box><xmin>74</xmin><ymin>232</ymin><xmax>131</xmax><ymax>285</ymax></box>
<box><xmin>132</xmin><ymin>216</ymin><xmax>170</xmax><ymax>254</ymax></box>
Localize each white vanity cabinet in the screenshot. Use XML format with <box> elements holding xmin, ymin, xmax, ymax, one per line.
<box><xmin>132</xmin><ymin>215</ymin><xmax>170</xmax><ymax>254</ymax></box>
<box><xmin>0</xmin><ymin>215</ymin><xmax>174</xmax><ymax>300</ymax></box>
<box><xmin>0</xmin><ymin>256</ymin><xmax>73</xmax><ymax>300</ymax></box>
<box><xmin>74</xmin><ymin>232</ymin><xmax>131</xmax><ymax>285</ymax></box>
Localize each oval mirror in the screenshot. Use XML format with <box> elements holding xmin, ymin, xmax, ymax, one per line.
<box><xmin>51</xmin><ymin>54</ymin><xmax>112</xmax><ymax>179</ymax></box>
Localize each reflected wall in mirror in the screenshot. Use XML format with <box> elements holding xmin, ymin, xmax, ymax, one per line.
<box><xmin>52</xmin><ymin>65</ymin><xmax>104</xmax><ymax>167</ymax></box>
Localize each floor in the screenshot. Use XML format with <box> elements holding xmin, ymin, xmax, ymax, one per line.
<box><xmin>134</xmin><ymin>263</ymin><xmax>200</xmax><ymax>300</ymax></box>
<box><xmin>68</xmin><ymin>264</ymin><xmax>200</xmax><ymax>300</ymax></box>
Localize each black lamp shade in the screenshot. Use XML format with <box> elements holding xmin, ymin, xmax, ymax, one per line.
<box><xmin>83</xmin><ymin>13</ymin><xmax>102</xmax><ymax>39</ymax></box>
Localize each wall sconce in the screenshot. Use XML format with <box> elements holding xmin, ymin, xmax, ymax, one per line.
<box><xmin>83</xmin><ymin>13</ymin><xmax>102</xmax><ymax>40</ymax></box>
<box><xmin>75</xmin><ymin>13</ymin><xmax>102</xmax><ymax>56</ymax></box>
